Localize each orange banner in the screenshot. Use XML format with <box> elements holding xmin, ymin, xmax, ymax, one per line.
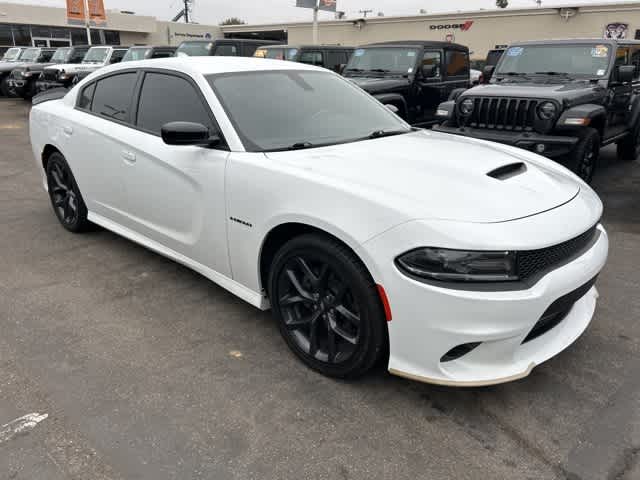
<box><xmin>66</xmin><ymin>0</ymin><xmax>86</xmax><ymax>25</ymax></box>
<box><xmin>88</xmin><ymin>0</ymin><xmax>107</xmax><ymax>26</ymax></box>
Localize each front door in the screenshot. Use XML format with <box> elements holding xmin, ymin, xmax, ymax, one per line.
<box><xmin>116</xmin><ymin>71</ymin><xmax>230</xmax><ymax>275</ymax></box>
<box><xmin>606</xmin><ymin>46</ymin><xmax>633</xmax><ymax>137</ymax></box>
<box><xmin>416</xmin><ymin>49</ymin><xmax>445</xmax><ymax>123</ymax></box>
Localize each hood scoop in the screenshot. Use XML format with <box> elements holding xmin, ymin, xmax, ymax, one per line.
<box><xmin>487</xmin><ymin>162</ymin><xmax>527</xmax><ymax>181</ymax></box>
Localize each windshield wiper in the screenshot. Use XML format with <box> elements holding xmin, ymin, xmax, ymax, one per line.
<box><xmin>345</xmin><ymin>67</ymin><xmax>364</xmax><ymax>72</ymax></box>
<box><xmin>369</xmin><ymin>68</ymin><xmax>391</xmax><ymax>73</ymax></box>
<box><xmin>367</xmin><ymin>129</ymin><xmax>410</xmax><ymax>139</ymax></box>
<box><xmin>288</xmin><ymin>142</ymin><xmax>314</xmax><ymax>150</ymax></box>
<box><xmin>534</xmin><ymin>71</ymin><xmax>572</xmax><ymax>78</ymax></box>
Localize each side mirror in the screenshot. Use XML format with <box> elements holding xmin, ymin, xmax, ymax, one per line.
<box><xmin>336</xmin><ymin>63</ymin><xmax>346</xmax><ymax>74</ymax></box>
<box><xmin>422</xmin><ymin>64</ymin><xmax>438</xmax><ymax>78</ymax></box>
<box><xmin>617</xmin><ymin>65</ymin><xmax>635</xmax><ymax>84</ymax></box>
<box><xmin>161</xmin><ymin>122</ymin><xmax>219</xmax><ymax>147</ymax></box>
<box><xmin>482</xmin><ymin>65</ymin><xmax>495</xmax><ymax>81</ymax></box>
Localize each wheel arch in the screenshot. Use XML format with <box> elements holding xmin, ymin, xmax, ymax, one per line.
<box><xmin>41</xmin><ymin>144</ymin><xmax>62</xmax><ymax>171</ymax></box>
<box><xmin>257</xmin><ymin>220</ymin><xmax>381</xmax><ymax>296</ymax></box>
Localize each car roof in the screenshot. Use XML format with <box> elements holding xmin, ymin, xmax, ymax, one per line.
<box><xmin>180</xmin><ymin>39</ymin><xmax>278</xmax><ymax>45</ymax></box>
<box><xmin>96</xmin><ymin>56</ymin><xmax>324</xmax><ymax>77</ymax></box>
<box><xmin>129</xmin><ymin>45</ymin><xmax>176</xmax><ymax>50</ymax></box>
<box><xmin>259</xmin><ymin>44</ymin><xmax>353</xmax><ymax>50</ymax></box>
<box><xmin>361</xmin><ymin>40</ymin><xmax>468</xmax><ymax>51</ymax></box>
<box><xmin>509</xmin><ymin>38</ymin><xmax>640</xmax><ymax>46</ymax></box>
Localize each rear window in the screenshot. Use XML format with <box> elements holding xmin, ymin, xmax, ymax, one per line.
<box><xmin>122</xmin><ymin>48</ymin><xmax>151</xmax><ymax>62</ymax></box>
<box><xmin>445</xmin><ymin>50</ymin><xmax>469</xmax><ymax>76</ymax></box>
<box><xmin>90</xmin><ymin>73</ymin><xmax>137</xmax><ymax>123</ymax></box>
<box><xmin>176</xmin><ymin>42</ymin><xmax>212</xmax><ymax>57</ymax></box>
<box><xmin>213</xmin><ymin>44</ymin><xmax>237</xmax><ymax>56</ymax></box>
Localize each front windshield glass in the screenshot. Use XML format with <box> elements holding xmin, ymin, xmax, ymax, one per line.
<box><xmin>176</xmin><ymin>42</ymin><xmax>212</xmax><ymax>57</ymax></box>
<box><xmin>50</xmin><ymin>47</ymin><xmax>72</xmax><ymax>63</ymax></box>
<box><xmin>208</xmin><ymin>70</ymin><xmax>409</xmax><ymax>152</ymax></box>
<box><xmin>496</xmin><ymin>44</ymin><xmax>612</xmax><ymax>77</ymax></box>
<box><xmin>19</xmin><ymin>48</ymin><xmax>40</xmax><ymax>62</ymax></box>
<box><xmin>2</xmin><ymin>48</ymin><xmax>22</xmax><ymax>62</ymax></box>
<box><xmin>83</xmin><ymin>47</ymin><xmax>109</xmax><ymax>63</ymax></box>
<box><xmin>122</xmin><ymin>48</ymin><xmax>151</xmax><ymax>62</ymax></box>
<box><xmin>345</xmin><ymin>47</ymin><xmax>419</xmax><ymax>74</ymax></box>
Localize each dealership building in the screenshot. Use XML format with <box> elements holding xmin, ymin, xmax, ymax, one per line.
<box><xmin>1</xmin><ymin>1</ymin><xmax>640</xmax><ymax>59</ymax></box>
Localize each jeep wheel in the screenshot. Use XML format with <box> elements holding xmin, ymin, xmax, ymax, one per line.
<box><xmin>0</xmin><ymin>76</ymin><xmax>9</xmax><ymax>97</ymax></box>
<box><xmin>616</xmin><ymin>125</ymin><xmax>640</xmax><ymax>161</ymax></box>
<box><xmin>567</xmin><ymin>128</ymin><xmax>599</xmax><ymax>184</ymax></box>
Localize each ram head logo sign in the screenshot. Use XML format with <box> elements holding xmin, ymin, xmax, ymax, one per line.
<box><xmin>604</xmin><ymin>23</ymin><xmax>629</xmax><ymax>40</ymax></box>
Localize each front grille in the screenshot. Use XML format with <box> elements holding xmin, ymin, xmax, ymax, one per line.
<box><xmin>523</xmin><ymin>275</ymin><xmax>598</xmax><ymax>343</ymax></box>
<box><xmin>462</xmin><ymin>97</ymin><xmax>539</xmax><ymax>131</ymax></box>
<box><xmin>42</xmin><ymin>70</ymin><xmax>58</xmax><ymax>81</ymax></box>
<box><xmin>518</xmin><ymin>226</ymin><xmax>598</xmax><ymax>281</ymax></box>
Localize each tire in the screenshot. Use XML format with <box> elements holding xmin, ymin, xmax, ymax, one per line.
<box><xmin>268</xmin><ymin>234</ymin><xmax>387</xmax><ymax>379</ymax></box>
<box><xmin>0</xmin><ymin>76</ymin><xmax>9</xmax><ymax>97</ymax></box>
<box><xmin>45</xmin><ymin>152</ymin><xmax>91</xmax><ymax>233</ymax></box>
<box><xmin>23</xmin><ymin>81</ymin><xmax>37</xmax><ymax>100</ymax></box>
<box><xmin>566</xmin><ymin>128</ymin><xmax>600</xmax><ymax>184</ymax></box>
<box><xmin>616</xmin><ymin>124</ymin><xmax>640</xmax><ymax>161</ymax></box>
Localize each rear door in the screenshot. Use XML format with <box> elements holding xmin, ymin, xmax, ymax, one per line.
<box><xmin>443</xmin><ymin>48</ymin><xmax>470</xmax><ymax>97</ymax></box>
<box><xmin>114</xmin><ymin>70</ymin><xmax>230</xmax><ymax>274</ymax></box>
<box><xmin>416</xmin><ymin>49</ymin><xmax>444</xmax><ymax>121</ymax></box>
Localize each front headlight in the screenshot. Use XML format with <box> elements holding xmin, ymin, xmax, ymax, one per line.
<box><xmin>21</xmin><ymin>70</ymin><xmax>32</xmax><ymax>77</ymax></box>
<box><xmin>459</xmin><ymin>98</ymin><xmax>475</xmax><ymax>116</ymax></box>
<box><xmin>537</xmin><ymin>101</ymin><xmax>557</xmax><ymax>120</ymax></box>
<box><xmin>58</xmin><ymin>70</ymin><xmax>70</xmax><ymax>80</ymax></box>
<box><xmin>396</xmin><ymin>248</ymin><xmax>519</xmax><ymax>282</ymax></box>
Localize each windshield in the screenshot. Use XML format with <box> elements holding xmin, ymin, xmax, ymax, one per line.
<box><xmin>345</xmin><ymin>47</ymin><xmax>419</xmax><ymax>75</ymax></box>
<box><xmin>255</xmin><ymin>47</ymin><xmax>299</xmax><ymax>60</ymax></box>
<box><xmin>496</xmin><ymin>44</ymin><xmax>612</xmax><ymax>77</ymax></box>
<box><xmin>486</xmin><ymin>50</ymin><xmax>504</xmax><ymax>67</ymax></box>
<box><xmin>2</xmin><ymin>48</ymin><xmax>22</xmax><ymax>62</ymax></box>
<box><xmin>19</xmin><ymin>48</ymin><xmax>40</xmax><ymax>62</ymax></box>
<box><xmin>50</xmin><ymin>47</ymin><xmax>72</xmax><ymax>63</ymax></box>
<box><xmin>208</xmin><ymin>70</ymin><xmax>409</xmax><ymax>152</ymax></box>
<box><xmin>176</xmin><ymin>42</ymin><xmax>212</xmax><ymax>57</ymax></box>
<box><xmin>122</xmin><ymin>48</ymin><xmax>151</xmax><ymax>62</ymax></box>
<box><xmin>83</xmin><ymin>47</ymin><xmax>109</xmax><ymax>63</ymax></box>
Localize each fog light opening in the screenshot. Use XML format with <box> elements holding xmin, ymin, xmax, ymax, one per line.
<box><xmin>440</xmin><ymin>342</ymin><xmax>482</xmax><ymax>362</ymax></box>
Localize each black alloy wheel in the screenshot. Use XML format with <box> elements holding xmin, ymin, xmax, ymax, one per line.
<box><xmin>567</xmin><ymin>128</ymin><xmax>599</xmax><ymax>184</ymax></box>
<box><xmin>46</xmin><ymin>152</ymin><xmax>91</xmax><ymax>233</ymax></box>
<box><xmin>269</xmin><ymin>234</ymin><xmax>386</xmax><ymax>378</ymax></box>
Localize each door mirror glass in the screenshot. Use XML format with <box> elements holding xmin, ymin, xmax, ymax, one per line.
<box><xmin>161</xmin><ymin>121</ymin><xmax>218</xmax><ymax>146</ymax></box>
<box><xmin>617</xmin><ymin>65</ymin><xmax>635</xmax><ymax>83</ymax></box>
<box><xmin>422</xmin><ymin>64</ymin><xmax>438</xmax><ymax>78</ymax></box>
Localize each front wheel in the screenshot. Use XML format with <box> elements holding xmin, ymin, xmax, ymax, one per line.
<box><xmin>566</xmin><ymin>128</ymin><xmax>600</xmax><ymax>184</ymax></box>
<box><xmin>268</xmin><ymin>234</ymin><xmax>387</xmax><ymax>379</ymax></box>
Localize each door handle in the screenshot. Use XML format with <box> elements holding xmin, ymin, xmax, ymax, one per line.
<box><xmin>62</xmin><ymin>126</ymin><xmax>73</xmax><ymax>136</ymax></box>
<box><xmin>121</xmin><ymin>151</ymin><xmax>136</xmax><ymax>163</ymax></box>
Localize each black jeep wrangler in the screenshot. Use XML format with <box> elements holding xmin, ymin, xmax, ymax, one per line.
<box><xmin>342</xmin><ymin>41</ymin><xmax>470</xmax><ymax>126</ymax></box>
<box><xmin>435</xmin><ymin>39</ymin><xmax>640</xmax><ymax>183</ymax></box>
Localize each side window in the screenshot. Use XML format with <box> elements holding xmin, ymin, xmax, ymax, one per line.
<box><xmin>70</xmin><ymin>49</ymin><xmax>87</xmax><ymax>63</ymax></box>
<box><xmin>90</xmin><ymin>73</ymin><xmax>137</xmax><ymax>122</ymax></box>
<box><xmin>445</xmin><ymin>50</ymin><xmax>469</xmax><ymax>77</ymax></box>
<box><xmin>214</xmin><ymin>44</ymin><xmax>238</xmax><ymax>56</ymax></box>
<box><xmin>242</xmin><ymin>44</ymin><xmax>259</xmax><ymax>57</ymax></box>
<box><xmin>615</xmin><ymin>47</ymin><xmax>629</xmax><ymax>67</ymax></box>
<box><xmin>299</xmin><ymin>51</ymin><xmax>323</xmax><ymax>66</ymax></box>
<box><xmin>631</xmin><ymin>47</ymin><xmax>640</xmax><ymax>79</ymax></box>
<box><xmin>151</xmin><ymin>50</ymin><xmax>175</xmax><ymax>59</ymax></box>
<box><xmin>40</xmin><ymin>50</ymin><xmax>54</xmax><ymax>62</ymax></box>
<box><xmin>326</xmin><ymin>51</ymin><xmax>343</xmax><ymax>71</ymax></box>
<box><xmin>136</xmin><ymin>73</ymin><xmax>214</xmax><ymax>136</ymax></box>
<box><xmin>109</xmin><ymin>50</ymin><xmax>127</xmax><ymax>64</ymax></box>
<box><xmin>422</xmin><ymin>51</ymin><xmax>442</xmax><ymax>77</ymax></box>
<box><xmin>77</xmin><ymin>82</ymin><xmax>95</xmax><ymax>110</ymax></box>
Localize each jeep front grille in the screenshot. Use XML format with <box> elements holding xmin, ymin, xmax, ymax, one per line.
<box><xmin>462</xmin><ymin>97</ymin><xmax>539</xmax><ymax>131</ymax></box>
<box><xmin>42</xmin><ymin>70</ymin><xmax>58</xmax><ymax>81</ymax></box>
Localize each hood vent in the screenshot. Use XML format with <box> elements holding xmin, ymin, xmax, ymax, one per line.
<box><xmin>487</xmin><ymin>162</ymin><xmax>527</xmax><ymax>180</ymax></box>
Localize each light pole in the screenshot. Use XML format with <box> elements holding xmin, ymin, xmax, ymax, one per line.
<box><xmin>312</xmin><ymin>0</ymin><xmax>319</xmax><ymax>45</ymax></box>
<box><xmin>84</xmin><ymin>0</ymin><xmax>92</xmax><ymax>45</ymax></box>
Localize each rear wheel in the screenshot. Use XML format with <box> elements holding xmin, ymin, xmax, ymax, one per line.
<box><xmin>268</xmin><ymin>234</ymin><xmax>387</xmax><ymax>379</ymax></box>
<box><xmin>566</xmin><ymin>128</ymin><xmax>599</xmax><ymax>184</ymax></box>
<box><xmin>46</xmin><ymin>152</ymin><xmax>91</xmax><ymax>233</ymax></box>
<box><xmin>616</xmin><ymin>124</ymin><xmax>640</xmax><ymax>161</ymax></box>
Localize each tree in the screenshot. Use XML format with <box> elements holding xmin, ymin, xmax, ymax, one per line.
<box><xmin>496</xmin><ymin>0</ymin><xmax>508</xmax><ymax>7</ymax></box>
<box><xmin>220</xmin><ymin>17</ymin><xmax>246</xmax><ymax>25</ymax></box>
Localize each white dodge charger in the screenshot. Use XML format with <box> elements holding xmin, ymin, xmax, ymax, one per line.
<box><xmin>29</xmin><ymin>57</ymin><xmax>608</xmax><ymax>386</ymax></box>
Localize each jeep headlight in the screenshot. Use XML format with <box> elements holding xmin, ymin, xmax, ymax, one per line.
<box><xmin>58</xmin><ymin>70</ymin><xmax>70</xmax><ymax>80</ymax></box>
<box><xmin>537</xmin><ymin>101</ymin><xmax>557</xmax><ymax>120</ymax></box>
<box><xmin>396</xmin><ymin>248</ymin><xmax>518</xmax><ymax>283</ymax></box>
<box><xmin>459</xmin><ymin>98</ymin><xmax>475</xmax><ymax>116</ymax></box>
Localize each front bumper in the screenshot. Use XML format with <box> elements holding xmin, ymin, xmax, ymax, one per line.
<box><xmin>434</xmin><ymin>124</ymin><xmax>579</xmax><ymax>158</ymax></box>
<box><xmin>366</xmin><ymin>216</ymin><xmax>608</xmax><ymax>387</ymax></box>
<box><xmin>36</xmin><ymin>80</ymin><xmax>70</xmax><ymax>92</ymax></box>
<box><xmin>7</xmin><ymin>78</ymin><xmax>28</xmax><ymax>96</ymax></box>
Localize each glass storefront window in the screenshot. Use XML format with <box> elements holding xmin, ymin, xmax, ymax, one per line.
<box><xmin>12</xmin><ymin>25</ymin><xmax>30</xmax><ymax>46</ymax></box>
<box><xmin>0</xmin><ymin>24</ymin><xmax>12</xmax><ymax>45</ymax></box>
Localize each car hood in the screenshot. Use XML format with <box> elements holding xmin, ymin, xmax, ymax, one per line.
<box><xmin>462</xmin><ymin>81</ymin><xmax>605</xmax><ymax>103</ymax></box>
<box><xmin>45</xmin><ymin>63</ymin><xmax>101</xmax><ymax>73</ymax></box>
<box><xmin>345</xmin><ymin>76</ymin><xmax>411</xmax><ymax>94</ymax></box>
<box><xmin>265</xmin><ymin>130</ymin><xmax>580</xmax><ymax>224</ymax></box>
<box><xmin>0</xmin><ymin>61</ymin><xmax>28</xmax><ymax>73</ymax></box>
<box><xmin>13</xmin><ymin>62</ymin><xmax>53</xmax><ymax>72</ymax></box>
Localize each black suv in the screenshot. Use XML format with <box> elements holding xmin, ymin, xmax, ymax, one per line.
<box><xmin>121</xmin><ymin>45</ymin><xmax>177</xmax><ymax>62</ymax></box>
<box><xmin>6</xmin><ymin>47</ymin><xmax>56</xmax><ymax>98</ymax></box>
<box><xmin>175</xmin><ymin>39</ymin><xmax>279</xmax><ymax>58</ymax></box>
<box><xmin>253</xmin><ymin>44</ymin><xmax>354</xmax><ymax>72</ymax></box>
<box><xmin>342</xmin><ymin>41</ymin><xmax>470</xmax><ymax>126</ymax></box>
<box><xmin>435</xmin><ymin>39</ymin><xmax>640</xmax><ymax>182</ymax></box>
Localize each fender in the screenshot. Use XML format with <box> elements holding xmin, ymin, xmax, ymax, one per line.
<box><xmin>373</xmin><ymin>93</ymin><xmax>408</xmax><ymax>116</ymax></box>
<box><xmin>448</xmin><ymin>88</ymin><xmax>467</xmax><ymax>101</ymax></box>
<box><xmin>556</xmin><ymin>104</ymin><xmax>606</xmax><ymax>131</ymax></box>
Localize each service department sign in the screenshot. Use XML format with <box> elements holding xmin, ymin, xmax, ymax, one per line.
<box><xmin>430</xmin><ymin>21</ymin><xmax>474</xmax><ymax>32</ymax></box>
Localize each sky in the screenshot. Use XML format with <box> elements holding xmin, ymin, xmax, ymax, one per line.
<box><xmin>4</xmin><ymin>0</ymin><xmax>620</xmax><ymax>25</ymax></box>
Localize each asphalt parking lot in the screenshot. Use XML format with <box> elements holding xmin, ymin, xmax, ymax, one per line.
<box><xmin>0</xmin><ymin>97</ymin><xmax>639</xmax><ymax>480</ymax></box>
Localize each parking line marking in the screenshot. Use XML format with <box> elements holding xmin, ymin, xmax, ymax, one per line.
<box><xmin>0</xmin><ymin>413</ymin><xmax>49</xmax><ymax>444</ymax></box>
